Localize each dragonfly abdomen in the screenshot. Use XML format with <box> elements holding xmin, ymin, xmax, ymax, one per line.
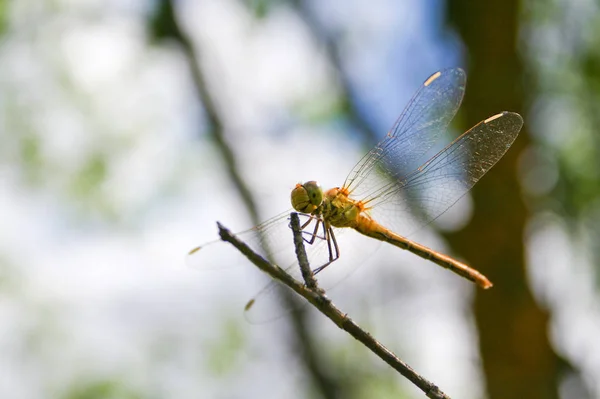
<box><xmin>353</xmin><ymin>215</ymin><xmax>493</xmax><ymax>289</ymax></box>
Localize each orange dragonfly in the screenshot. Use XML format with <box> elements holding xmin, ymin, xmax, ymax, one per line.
<box><xmin>189</xmin><ymin>68</ymin><xmax>523</xmax><ymax>320</ymax></box>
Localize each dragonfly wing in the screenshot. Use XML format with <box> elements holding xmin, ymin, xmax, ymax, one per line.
<box><xmin>186</xmin><ymin>210</ymin><xmax>293</xmax><ymax>270</ymax></box>
<box><xmin>189</xmin><ymin>210</ymin><xmax>378</xmax><ymax>323</ymax></box>
<box><xmin>187</xmin><ymin>210</ymin><xmax>340</xmax><ymax>275</ymax></box>
<box><xmin>343</xmin><ymin>68</ymin><xmax>466</xmax><ymax>199</ymax></box>
<box><xmin>243</xmin><ymin>226</ymin><xmax>382</xmax><ymax>323</ymax></box>
<box><xmin>365</xmin><ymin>112</ymin><xmax>524</xmax><ymax>236</ymax></box>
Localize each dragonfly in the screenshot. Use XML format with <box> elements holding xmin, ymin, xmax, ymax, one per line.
<box><xmin>188</xmin><ymin>67</ymin><xmax>523</xmax><ymax>320</ymax></box>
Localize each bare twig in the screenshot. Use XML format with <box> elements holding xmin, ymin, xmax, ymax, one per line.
<box><xmin>290</xmin><ymin>213</ymin><xmax>320</xmax><ymax>290</ymax></box>
<box><xmin>149</xmin><ymin>0</ymin><xmax>260</xmax><ymax>226</ymax></box>
<box><xmin>218</xmin><ymin>215</ymin><xmax>452</xmax><ymax>399</ymax></box>
<box><xmin>149</xmin><ymin>2</ymin><xmax>345</xmax><ymax>396</ymax></box>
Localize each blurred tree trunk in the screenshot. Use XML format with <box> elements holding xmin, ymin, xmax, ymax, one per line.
<box><xmin>445</xmin><ymin>2</ymin><xmax>560</xmax><ymax>398</ymax></box>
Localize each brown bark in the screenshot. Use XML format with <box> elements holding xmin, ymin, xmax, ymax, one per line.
<box><xmin>445</xmin><ymin>1</ymin><xmax>560</xmax><ymax>398</ymax></box>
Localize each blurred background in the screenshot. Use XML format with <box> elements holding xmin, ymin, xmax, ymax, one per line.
<box><xmin>1</xmin><ymin>0</ymin><xmax>600</xmax><ymax>398</ymax></box>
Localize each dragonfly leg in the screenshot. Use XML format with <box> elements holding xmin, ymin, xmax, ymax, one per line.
<box><xmin>313</xmin><ymin>225</ymin><xmax>340</xmax><ymax>275</ymax></box>
<box><xmin>300</xmin><ymin>216</ymin><xmax>314</xmax><ymax>230</ymax></box>
<box><xmin>330</xmin><ymin>225</ymin><xmax>340</xmax><ymax>260</ymax></box>
<box><xmin>302</xmin><ymin>218</ymin><xmax>322</xmax><ymax>245</ymax></box>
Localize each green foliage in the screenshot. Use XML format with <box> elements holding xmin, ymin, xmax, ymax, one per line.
<box><xmin>204</xmin><ymin>317</ymin><xmax>247</xmax><ymax>376</ymax></box>
<box><xmin>0</xmin><ymin>0</ymin><xmax>7</xmax><ymax>36</ymax></box>
<box><xmin>293</xmin><ymin>93</ymin><xmax>349</xmax><ymax>125</ymax></box>
<box><xmin>243</xmin><ymin>0</ymin><xmax>273</xmax><ymax>18</ymax></box>
<box><xmin>528</xmin><ymin>0</ymin><xmax>600</xmax><ymax>281</ymax></box>
<box><xmin>323</xmin><ymin>335</ymin><xmax>410</xmax><ymax>399</ymax></box>
<box><xmin>69</xmin><ymin>153</ymin><xmax>107</xmax><ymax>199</ymax></box>
<box><xmin>353</xmin><ymin>374</ymin><xmax>409</xmax><ymax>399</ymax></box>
<box><xmin>62</xmin><ymin>379</ymin><xmax>141</xmax><ymax>399</ymax></box>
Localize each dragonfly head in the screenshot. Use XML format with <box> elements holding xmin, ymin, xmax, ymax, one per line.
<box><xmin>291</xmin><ymin>181</ymin><xmax>323</xmax><ymax>213</ymax></box>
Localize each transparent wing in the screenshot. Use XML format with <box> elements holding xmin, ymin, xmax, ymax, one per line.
<box><xmin>187</xmin><ymin>210</ymin><xmax>331</xmax><ymax>275</ymax></box>
<box><xmin>188</xmin><ymin>210</ymin><xmax>360</xmax><ymax>322</ymax></box>
<box><xmin>362</xmin><ymin>112</ymin><xmax>524</xmax><ymax>236</ymax></box>
<box><xmin>343</xmin><ymin>68</ymin><xmax>466</xmax><ymax>198</ymax></box>
<box><xmin>242</xmin><ymin>225</ymin><xmax>381</xmax><ymax>323</ymax></box>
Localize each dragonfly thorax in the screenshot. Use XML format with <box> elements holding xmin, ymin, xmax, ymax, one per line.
<box><xmin>320</xmin><ymin>187</ymin><xmax>362</xmax><ymax>228</ymax></box>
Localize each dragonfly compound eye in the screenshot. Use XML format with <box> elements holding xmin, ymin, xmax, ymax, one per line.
<box><xmin>291</xmin><ymin>181</ymin><xmax>323</xmax><ymax>213</ymax></box>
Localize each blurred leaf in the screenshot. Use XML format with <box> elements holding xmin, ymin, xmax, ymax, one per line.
<box><xmin>292</xmin><ymin>93</ymin><xmax>347</xmax><ymax>125</ymax></box>
<box><xmin>70</xmin><ymin>153</ymin><xmax>107</xmax><ymax>199</ymax></box>
<box><xmin>0</xmin><ymin>0</ymin><xmax>8</xmax><ymax>36</ymax></box>
<box><xmin>0</xmin><ymin>257</ymin><xmax>20</xmax><ymax>294</ymax></box>
<box><xmin>527</xmin><ymin>1</ymin><xmax>600</xmax><ymax>283</ymax></box>
<box><xmin>204</xmin><ymin>317</ymin><xmax>246</xmax><ymax>376</ymax></box>
<box><xmin>62</xmin><ymin>379</ymin><xmax>141</xmax><ymax>399</ymax></box>
<box><xmin>323</xmin><ymin>335</ymin><xmax>409</xmax><ymax>399</ymax></box>
<box><xmin>19</xmin><ymin>133</ymin><xmax>43</xmax><ymax>184</ymax></box>
<box><xmin>242</xmin><ymin>0</ymin><xmax>275</xmax><ymax>18</ymax></box>
<box><xmin>354</xmin><ymin>374</ymin><xmax>408</xmax><ymax>399</ymax></box>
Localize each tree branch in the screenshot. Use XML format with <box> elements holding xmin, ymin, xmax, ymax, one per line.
<box><xmin>218</xmin><ymin>213</ymin><xmax>452</xmax><ymax>399</ymax></box>
<box><xmin>148</xmin><ymin>2</ymin><xmax>346</xmax><ymax>396</ymax></box>
<box><xmin>149</xmin><ymin>0</ymin><xmax>260</xmax><ymax>226</ymax></box>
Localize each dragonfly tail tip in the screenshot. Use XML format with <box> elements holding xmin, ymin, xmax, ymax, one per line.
<box><xmin>481</xmin><ymin>280</ymin><xmax>493</xmax><ymax>289</ymax></box>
